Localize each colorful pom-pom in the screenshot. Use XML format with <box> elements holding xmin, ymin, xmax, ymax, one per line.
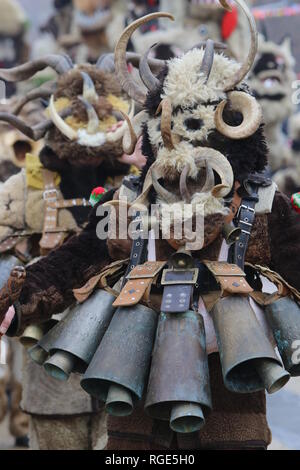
<box><xmin>89</xmin><ymin>186</ymin><xmax>107</xmax><ymax>207</ymax></box>
<box><xmin>291</xmin><ymin>192</ymin><xmax>300</xmax><ymax>214</ymax></box>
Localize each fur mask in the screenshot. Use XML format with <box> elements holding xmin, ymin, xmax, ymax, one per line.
<box><xmin>249</xmin><ymin>35</ymin><xmax>296</xmax><ymax>126</ymax></box>
<box><xmin>112</xmin><ymin>1</ymin><xmax>268</xmax><ymax>249</ymax></box>
<box><xmin>0</xmin><ymin>53</ymin><xmax>163</xmax><ymax>167</ymax></box>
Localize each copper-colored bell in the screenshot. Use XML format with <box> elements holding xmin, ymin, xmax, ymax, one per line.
<box><xmin>170</xmin><ymin>248</ymin><xmax>194</xmax><ymax>269</ymax></box>
<box><xmin>20</xmin><ymin>320</ymin><xmax>58</xmax><ymax>350</ymax></box>
<box><xmin>211</xmin><ymin>295</ymin><xmax>290</xmax><ymax>394</ymax></box>
<box><xmin>222</xmin><ymin>224</ymin><xmax>241</xmax><ymax>246</ymax></box>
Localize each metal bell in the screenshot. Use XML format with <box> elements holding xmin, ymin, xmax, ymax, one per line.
<box><xmin>266</xmin><ymin>296</ymin><xmax>300</xmax><ymax>376</ymax></box>
<box><xmin>43</xmin><ymin>289</ymin><xmax>116</xmax><ymax>381</ymax></box>
<box><xmin>211</xmin><ymin>295</ymin><xmax>290</xmax><ymax>393</ymax></box>
<box><xmin>145</xmin><ymin>310</ymin><xmax>212</xmax><ymax>433</ymax></box>
<box><xmin>170</xmin><ymin>248</ymin><xmax>194</xmax><ymax>269</ymax></box>
<box><xmin>222</xmin><ymin>224</ymin><xmax>241</xmax><ymax>246</ymax></box>
<box><xmin>0</xmin><ymin>255</ymin><xmax>22</xmax><ymax>289</ymax></box>
<box><xmin>81</xmin><ymin>304</ymin><xmax>158</xmax><ymax>416</ymax></box>
<box><xmin>28</xmin><ymin>320</ymin><xmax>59</xmax><ymax>365</ymax></box>
<box><xmin>20</xmin><ymin>320</ymin><xmax>57</xmax><ymax>350</ymax></box>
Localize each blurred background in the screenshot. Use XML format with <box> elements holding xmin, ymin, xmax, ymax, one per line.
<box><xmin>0</xmin><ymin>0</ymin><xmax>299</xmax><ymax>451</ymax></box>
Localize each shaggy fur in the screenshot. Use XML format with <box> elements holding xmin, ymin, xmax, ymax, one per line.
<box><xmin>45</xmin><ymin>65</ymin><xmax>130</xmax><ymax>166</ymax></box>
<box><xmin>18</xmin><ymin>190</ymin><xmax>115</xmax><ymax>327</ymax></box>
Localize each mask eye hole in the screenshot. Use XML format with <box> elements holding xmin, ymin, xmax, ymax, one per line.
<box><xmin>184</xmin><ymin>118</ymin><xmax>203</xmax><ymax>131</ymax></box>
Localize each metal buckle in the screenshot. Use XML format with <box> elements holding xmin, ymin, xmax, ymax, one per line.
<box><xmin>161</xmin><ymin>268</ymin><xmax>199</xmax><ymax>286</ymax></box>
<box><xmin>43</xmin><ymin>189</ymin><xmax>58</xmax><ymax>202</ymax></box>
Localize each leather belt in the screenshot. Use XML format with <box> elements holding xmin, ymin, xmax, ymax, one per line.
<box><xmin>39</xmin><ymin>170</ymin><xmax>88</xmax><ymax>254</ymax></box>
<box><xmin>229</xmin><ymin>182</ymin><xmax>259</xmax><ymax>269</ymax></box>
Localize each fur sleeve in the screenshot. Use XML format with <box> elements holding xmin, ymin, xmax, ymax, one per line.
<box><xmin>17</xmin><ymin>190</ymin><xmax>115</xmax><ymax>330</ymax></box>
<box><xmin>268</xmin><ymin>191</ymin><xmax>300</xmax><ymax>291</ymax></box>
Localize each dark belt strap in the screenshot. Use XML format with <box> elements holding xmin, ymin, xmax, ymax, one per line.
<box><xmin>161</xmin><ymin>268</ymin><xmax>198</xmax><ymax>313</ymax></box>
<box><xmin>229</xmin><ymin>183</ymin><xmax>259</xmax><ymax>269</ymax></box>
<box><xmin>122</xmin><ymin>214</ymin><xmax>148</xmax><ymax>288</ymax></box>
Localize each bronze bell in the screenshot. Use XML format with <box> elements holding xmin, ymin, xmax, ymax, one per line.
<box><xmin>266</xmin><ymin>296</ymin><xmax>300</xmax><ymax>376</ymax></box>
<box><xmin>28</xmin><ymin>320</ymin><xmax>60</xmax><ymax>365</ymax></box>
<box><xmin>222</xmin><ymin>224</ymin><xmax>241</xmax><ymax>246</ymax></box>
<box><xmin>43</xmin><ymin>289</ymin><xmax>116</xmax><ymax>381</ymax></box>
<box><xmin>211</xmin><ymin>295</ymin><xmax>290</xmax><ymax>394</ymax></box>
<box><xmin>81</xmin><ymin>304</ymin><xmax>158</xmax><ymax>417</ymax></box>
<box><xmin>145</xmin><ymin>310</ymin><xmax>212</xmax><ymax>433</ymax></box>
<box><xmin>20</xmin><ymin>320</ymin><xmax>58</xmax><ymax>350</ymax></box>
<box><xmin>170</xmin><ymin>248</ymin><xmax>194</xmax><ymax>270</ymax></box>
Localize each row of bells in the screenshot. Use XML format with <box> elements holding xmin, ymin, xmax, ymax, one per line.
<box><xmin>20</xmin><ymin>285</ymin><xmax>300</xmax><ymax>434</ymax></box>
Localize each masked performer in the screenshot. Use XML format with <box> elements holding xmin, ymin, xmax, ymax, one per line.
<box><xmin>0</xmin><ymin>53</ymin><xmax>151</xmax><ymax>449</ymax></box>
<box><xmin>1</xmin><ymin>2</ymin><xmax>300</xmax><ymax>451</ymax></box>
<box><xmin>249</xmin><ymin>35</ymin><xmax>296</xmax><ymax>173</ymax></box>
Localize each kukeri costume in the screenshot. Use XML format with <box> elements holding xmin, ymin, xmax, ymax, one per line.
<box><xmin>1</xmin><ymin>1</ymin><xmax>300</xmax><ymax>450</ymax></box>
<box><xmin>0</xmin><ymin>52</ymin><xmax>154</xmax><ymax>449</ymax></box>
<box><xmin>249</xmin><ymin>34</ymin><xmax>296</xmax><ymax>173</ymax></box>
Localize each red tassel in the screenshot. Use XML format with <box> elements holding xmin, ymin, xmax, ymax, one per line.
<box><xmin>221</xmin><ymin>7</ymin><xmax>238</xmax><ymax>40</ymax></box>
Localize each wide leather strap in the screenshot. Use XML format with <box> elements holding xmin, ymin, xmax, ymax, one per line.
<box><xmin>113</xmin><ymin>261</ymin><xmax>166</xmax><ymax>307</ymax></box>
<box><xmin>246</xmin><ymin>263</ymin><xmax>300</xmax><ymax>306</ymax></box>
<box><xmin>39</xmin><ymin>170</ymin><xmax>88</xmax><ymax>254</ymax></box>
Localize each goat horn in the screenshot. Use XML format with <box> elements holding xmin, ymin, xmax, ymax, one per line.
<box><xmin>199</xmin><ymin>39</ymin><xmax>215</xmax><ymax>83</ymax></box>
<box><xmin>156</xmin><ymin>98</ymin><xmax>175</xmax><ymax>151</ymax></box>
<box><xmin>194</xmin><ymin>148</ymin><xmax>234</xmax><ymax>198</ymax></box>
<box><xmin>12</xmin><ymin>81</ymin><xmax>57</xmax><ymax>115</ymax></box>
<box><xmin>215</xmin><ymin>91</ymin><xmax>262</xmax><ymax>139</ymax></box>
<box><xmin>114</xmin><ymin>12</ymin><xmax>174</xmax><ymax>105</ymax></box>
<box><xmin>97</xmin><ymin>52</ymin><xmax>165</xmax><ymax>74</ymax></box>
<box><xmin>80</xmin><ymin>71</ymin><xmax>98</xmax><ymax>104</ymax></box>
<box><xmin>49</xmin><ymin>95</ymin><xmax>77</xmax><ymax>141</ymax></box>
<box><xmin>123</xmin><ymin>110</ymin><xmax>147</xmax><ymax>155</ymax></box>
<box><xmin>139</xmin><ymin>44</ymin><xmax>160</xmax><ymax>91</ymax></box>
<box><xmin>78</xmin><ymin>97</ymin><xmax>99</xmax><ymax>134</ymax></box>
<box><xmin>151</xmin><ymin>166</ymin><xmax>177</xmax><ymax>204</ymax></box>
<box><xmin>0</xmin><ymin>55</ymin><xmax>73</xmax><ymax>82</ymax></box>
<box><xmin>120</xmin><ymin>111</ymin><xmax>137</xmax><ymax>155</ymax></box>
<box><xmin>219</xmin><ymin>0</ymin><xmax>257</xmax><ymax>90</ymax></box>
<box><xmin>180</xmin><ymin>164</ymin><xmax>192</xmax><ymax>203</ymax></box>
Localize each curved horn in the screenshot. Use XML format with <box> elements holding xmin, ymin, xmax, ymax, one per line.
<box><xmin>123</xmin><ymin>110</ymin><xmax>147</xmax><ymax>155</ymax></box>
<box><xmin>219</xmin><ymin>0</ymin><xmax>257</xmax><ymax>91</ymax></box>
<box><xmin>151</xmin><ymin>167</ymin><xmax>178</xmax><ymax>204</ymax></box>
<box><xmin>199</xmin><ymin>39</ymin><xmax>215</xmax><ymax>83</ymax></box>
<box><xmin>156</xmin><ymin>98</ymin><xmax>175</xmax><ymax>151</ymax></box>
<box><xmin>12</xmin><ymin>81</ymin><xmax>57</xmax><ymax>115</ymax></box>
<box><xmin>201</xmin><ymin>160</ymin><xmax>215</xmax><ymax>193</ymax></box>
<box><xmin>106</xmin><ymin>100</ymin><xmax>135</xmax><ymax>144</ymax></box>
<box><xmin>80</xmin><ymin>72</ymin><xmax>98</xmax><ymax>104</ymax></box>
<box><xmin>0</xmin><ymin>55</ymin><xmax>73</xmax><ymax>82</ymax></box>
<box><xmin>139</xmin><ymin>44</ymin><xmax>160</xmax><ymax>91</ymax></box>
<box><xmin>49</xmin><ymin>95</ymin><xmax>77</xmax><ymax>141</ymax></box>
<box><xmin>120</xmin><ymin>112</ymin><xmax>137</xmax><ymax>155</ymax></box>
<box><xmin>78</xmin><ymin>97</ymin><xmax>99</xmax><ymax>134</ymax></box>
<box><xmin>97</xmin><ymin>52</ymin><xmax>165</xmax><ymax>74</ymax></box>
<box><xmin>114</xmin><ymin>12</ymin><xmax>174</xmax><ymax>105</ymax></box>
<box><xmin>0</xmin><ymin>114</ymin><xmax>54</xmax><ymax>141</ymax></box>
<box><xmin>214</xmin><ymin>91</ymin><xmax>262</xmax><ymax>139</ymax></box>
<box><xmin>180</xmin><ymin>164</ymin><xmax>192</xmax><ymax>203</ymax></box>
<box><xmin>194</xmin><ymin>148</ymin><xmax>234</xmax><ymax>198</ymax></box>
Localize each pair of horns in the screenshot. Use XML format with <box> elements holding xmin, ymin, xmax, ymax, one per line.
<box><xmin>114</xmin><ymin>0</ymin><xmax>258</xmax><ymax>105</ymax></box>
<box><xmin>151</xmin><ymin>147</ymin><xmax>233</xmax><ymax>204</ymax></box>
